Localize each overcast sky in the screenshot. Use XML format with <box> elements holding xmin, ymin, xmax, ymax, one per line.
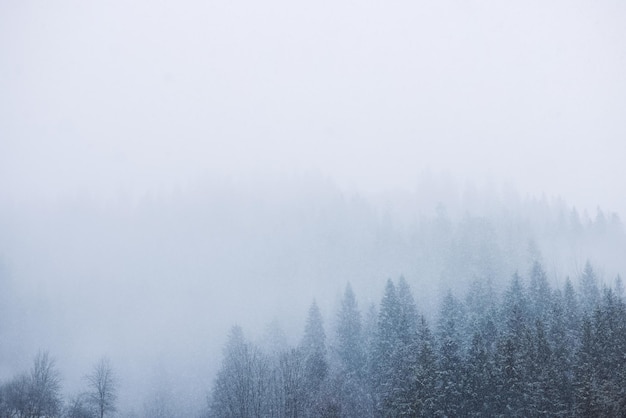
<box><xmin>2</xmin><ymin>0</ymin><xmax>625</xmax><ymax>215</ymax></box>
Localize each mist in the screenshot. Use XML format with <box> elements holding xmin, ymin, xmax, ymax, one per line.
<box><xmin>2</xmin><ymin>0</ymin><xmax>626</xmax><ymax>212</ymax></box>
<box><xmin>1</xmin><ymin>0</ymin><xmax>626</xmax><ymax>416</ymax></box>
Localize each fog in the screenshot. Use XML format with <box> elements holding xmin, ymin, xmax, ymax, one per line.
<box><xmin>2</xmin><ymin>0</ymin><xmax>626</xmax><ymax>212</ymax></box>
<box><xmin>1</xmin><ymin>0</ymin><xmax>626</xmax><ymax>416</ymax></box>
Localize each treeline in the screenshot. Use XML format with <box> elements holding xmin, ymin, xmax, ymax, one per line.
<box><xmin>207</xmin><ymin>261</ymin><xmax>626</xmax><ymax>417</ymax></box>
<box><xmin>0</xmin><ymin>355</ymin><xmax>117</xmax><ymax>418</ymax></box>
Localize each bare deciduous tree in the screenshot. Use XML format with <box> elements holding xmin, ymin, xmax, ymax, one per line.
<box><xmin>86</xmin><ymin>358</ymin><xmax>117</xmax><ymax>418</ymax></box>
<box><xmin>29</xmin><ymin>350</ymin><xmax>62</xmax><ymax>418</ymax></box>
<box><xmin>209</xmin><ymin>326</ymin><xmax>272</xmax><ymax>418</ymax></box>
<box><xmin>0</xmin><ymin>351</ymin><xmax>62</xmax><ymax>418</ymax></box>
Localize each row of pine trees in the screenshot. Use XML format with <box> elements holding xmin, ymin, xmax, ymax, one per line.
<box><xmin>208</xmin><ymin>261</ymin><xmax>626</xmax><ymax>417</ymax></box>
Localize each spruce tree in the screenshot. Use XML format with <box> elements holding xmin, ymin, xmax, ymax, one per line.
<box><xmin>464</xmin><ymin>331</ymin><xmax>496</xmax><ymax>416</ymax></box>
<box><xmin>372</xmin><ymin>279</ymin><xmax>402</xmax><ymax>416</ymax></box>
<box><xmin>436</xmin><ymin>291</ymin><xmax>465</xmax><ymax>417</ymax></box>
<box><xmin>547</xmin><ymin>288</ymin><xmax>575</xmax><ymax>414</ymax></box>
<box><xmin>413</xmin><ymin>316</ymin><xmax>437</xmax><ymax>417</ymax></box>
<box><xmin>574</xmin><ymin>317</ymin><xmax>601</xmax><ymax>417</ymax></box>
<box><xmin>335</xmin><ymin>283</ymin><xmax>365</xmax><ymax>376</ymax></box>
<box><xmin>334</xmin><ymin>283</ymin><xmax>370</xmax><ymax>417</ymax></box>
<box><xmin>494</xmin><ymin>273</ymin><xmax>531</xmax><ymax>416</ymax></box>
<box><xmin>300</xmin><ymin>300</ymin><xmax>330</xmax><ymax>416</ymax></box>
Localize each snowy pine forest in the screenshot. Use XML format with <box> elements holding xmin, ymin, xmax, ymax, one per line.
<box><xmin>1</xmin><ymin>184</ymin><xmax>625</xmax><ymax>417</ymax></box>
<box><xmin>207</xmin><ymin>262</ymin><xmax>626</xmax><ymax>417</ymax></box>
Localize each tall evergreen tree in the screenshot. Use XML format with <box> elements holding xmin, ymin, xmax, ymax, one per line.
<box><xmin>590</xmin><ymin>288</ymin><xmax>626</xmax><ymax>416</ymax></box>
<box><xmin>574</xmin><ymin>317</ymin><xmax>601</xmax><ymax>417</ymax></box>
<box><xmin>392</xmin><ymin>278</ymin><xmax>420</xmax><ymax>416</ymax></box>
<box><xmin>436</xmin><ymin>291</ymin><xmax>465</xmax><ymax>417</ymax></box>
<box><xmin>300</xmin><ymin>300</ymin><xmax>330</xmax><ymax>416</ymax></box>
<box><xmin>362</xmin><ymin>303</ymin><xmax>378</xmax><ymax>415</ymax></box>
<box><xmin>334</xmin><ymin>283</ymin><xmax>370</xmax><ymax>417</ymax></box>
<box><xmin>547</xmin><ymin>288</ymin><xmax>575</xmax><ymax>414</ymax></box>
<box><xmin>527</xmin><ymin>319</ymin><xmax>554</xmax><ymax>416</ymax></box>
<box><xmin>464</xmin><ymin>330</ymin><xmax>496</xmax><ymax>416</ymax></box>
<box><xmin>494</xmin><ymin>274</ymin><xmax>532</xmax><ymax>416</ymax></box>
<box><xmin>372</xmin><ymin>279</ymin><xmax>402</xmax><ymax>416</ymax></box>
<box><xmin>413</xmin><ymin>316</ymin><xmax>437</xmax><ymax>417</ymax></box>
<box><xmin>502</xmin><ymin>273</ymin><xmax>530</xmax><ymax>336</ymax></box>
<box><xmin>335</xmin><ymin>283</ymin><xmax>365</xmax><ymax>376</ymax></box>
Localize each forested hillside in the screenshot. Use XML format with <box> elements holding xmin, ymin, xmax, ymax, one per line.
<box><xmin>208</xmin><ymin>261</ymin><xmax>626</xmax><ymax>417</ymax></box>
<box><xmin>0</xmin><ymin>183</ymin><xmax>625</xmax><ymax>416</ymax></box>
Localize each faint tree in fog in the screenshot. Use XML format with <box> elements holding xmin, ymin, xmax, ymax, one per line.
<box><xmin>615</xmin><ymin>274</ymin><xmax>624</xmax><ymax>299</ymax></box>
<box><xmin>86</xmin><ymin>358</ymin><xmax>117</xmax><ymax>418</ymax></box>
<box><xmin>579</xmin><ymin>261</ymin><xmax>600</xmax><ymax>314</ymax></box>
<box><xmin>529</xmin><ymin>261</ymin><xmax>551</xmax><ymax>322</ymax></box>
<box><xmin>142</xmin><ymin>388</ymin><xmax>173</xmax><ymax>418</ymax></box>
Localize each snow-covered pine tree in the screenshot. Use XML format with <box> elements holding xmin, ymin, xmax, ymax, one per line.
<box><xmin>436</xmin><ymin>291</ymin><xmax>465</xmax><ymax>417</ymax></box>
<box><xmin>300</xmin><ymin>300</ymin><xmax>332</xmax><ymax>416</ymax></box>
<box><xmin>335</xmin><ymin>283</ymin><xmax>365</xmax><ymax>377</ymax></box>
<box><xmin>334</xmin><ymin>283</ymin><xmax>371</xmax><ymax>417</ymax></box>
<box><xmin>371</xmin><ymin>279</ymin><xmax>401</xmax><ymax>416</ymax></box>
<box><xmin>413</xmin><ymin>316</ymin><xmax>437</xmax><ymax>417</ymax></box>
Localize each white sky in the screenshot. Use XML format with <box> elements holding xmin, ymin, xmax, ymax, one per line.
<box><xmin>1</xmin><ymin>0</ymin><xmax>626</xmax><ymax>215</ymax></box>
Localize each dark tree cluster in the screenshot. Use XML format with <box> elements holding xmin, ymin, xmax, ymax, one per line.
<box><xmin>0</xmin><ymin>355</ymin><xmax>117</xmax><ymax>418</ymax></box>
<box><xmin>208</xmin><ymin>261</ymin><xmax>626</xmax><ymax>417</ymax></box>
